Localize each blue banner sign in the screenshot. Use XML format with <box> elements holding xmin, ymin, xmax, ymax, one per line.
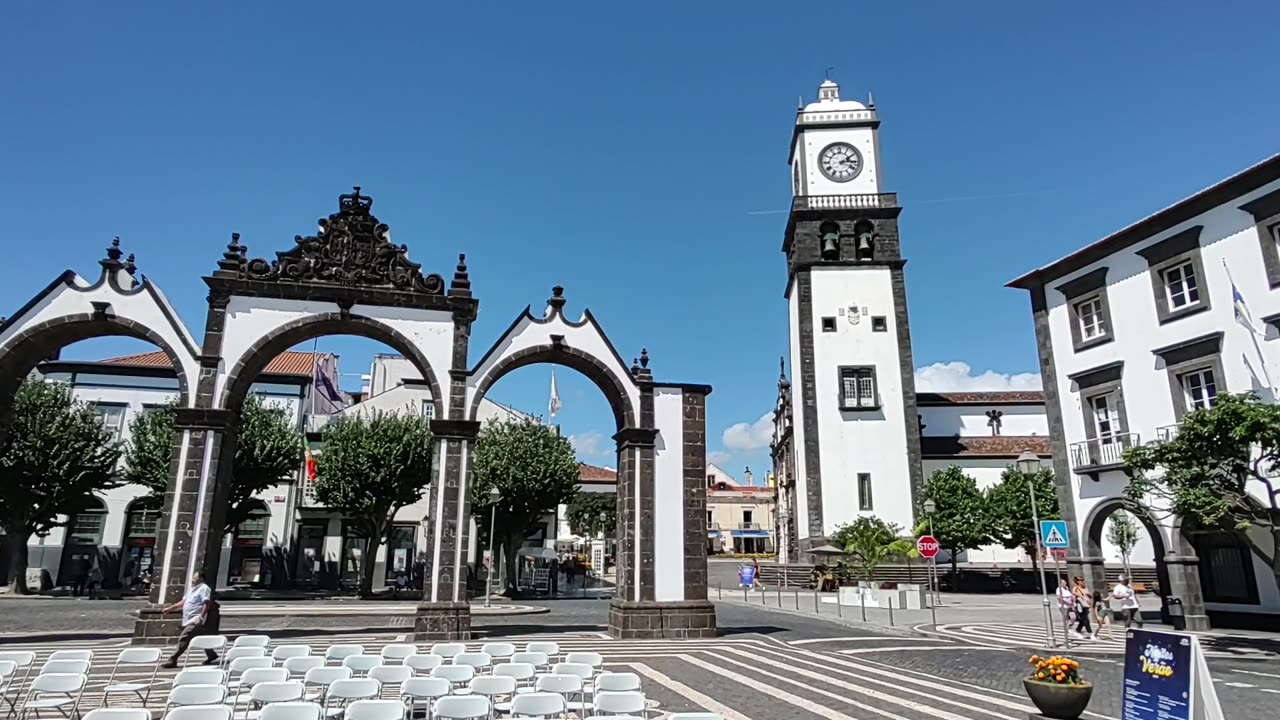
<box><xmin>738</xmin><ymin>565</ymin><xmax>756</xmax><ymax>588</ymax></box>
<box><xmin>1122</xmin><ymin>629</ymin><xmax>1193</xmax><ymax>720</ymax></box>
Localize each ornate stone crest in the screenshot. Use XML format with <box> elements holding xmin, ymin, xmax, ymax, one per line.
<box><xmin>243</xmin><ymin>187</ymin><xmax>445</xmax><ymax>294</ymax></box>
<box><xmin>846</xmin><ymin>303</ymin><xmax>862</xmax><ymax>325</ymax></box>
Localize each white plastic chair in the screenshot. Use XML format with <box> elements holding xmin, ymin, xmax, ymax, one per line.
<box><xmin>323</xmin><ymin>647</ymin><xmax>364</xmax><ymax>667</ymax></box>
<box><xmin>229</xmin><ymin>668</ymin><xmax>289</xmax><ymax>708</ymax></box>
<box><xmin>249</xmin><ymin>681</ymin><xmax>306</xmax><ymax>707</ymax></box>
<box><xmin>229</xmin><ymin>658</ymin><xmax>277</xmax><ymax>684</ymax></box>
<box><xmin>594</xmin><ymin>673</ymin><xmax>641</xmax><ymax>694</ymax></box>
<box><xmin>185</xmin><ymin>636</ymin><xmax>228</xmax><ymax>668</ymax></box>
<box><xmin>17</xmin><ymin>672</ymin><xmax>86</xmax><ymax>720</ymax></box>
<box><xmin>272</xmin><ymin>647</ymin><xmax>313</xmax><ymax>665</ymax></box>
<box><xmin>522</xmin><ymin>643</ymin><xmax>558</xmax><ymax>662</ymax></box>
<box><xmin>403</xmin><ymin>655</ymin><xmax>442</xmax><ymax>675</ymax></box>
<box><xmin>166</xmin><ymin>684</ymin><xmax>227</xmax><ymax>710</ymax></box>
<box><xmin>163</xmin><ymin>707</ymin><xmax>232</xmax><ymax>720</ymax></box>
<box><xmin>534</xmin><ymin>674</ymin><xmax>583</xmax><ymax>714</ymax></box>
<box><xmin>478</xmin><ymin>644</ymin><xmax>515</xmax><ymax>663</ymax></box>
<box><xmin>366</xmin><ymin>667</ymin><xmax>411</xmax><ymax>691</ymax></box>
<box><xmin>233</xmin><ymin>636</ymin><xmax>273</xmax><ymax>650</ymax></box>
<box><xmin>0</xmin><ymin>661</ymin><xmax>18</xmax><ymax>712</ymax></box>
<box><xmin>37</xmin><ymin>661</ymin><xmax>89</xmax><ymax>677</ymax></box>
<box><xmin>449</xmin><ymin>654</ymin><xmax>490</xmax><ymax>674</ymax></box>
<box><xmin>430</xmin><ymin>696</ymin><xmax>488</xmax><ymax>720</ymax></box>
<box><xmin>284</xmin><ymin>658</ymin><xmax>325</xmax><ymax>679</ymax></box>
<box><xmin>427</xmin><ymin>645</ymin><xmax>464</xmax><ymax>661</ymax></box>
<box><xmin>565</xmin><ymin>653</ymin><xmax>603</xmax><ymax>671</ymax></box>
<box><xmin>377</xmin><ymin>646</ymin><xmax>415</xmax><ymax>665</ymax></box>
<box><xmin>226</xmin><ymin>648</ymin><xmax>269</xmax><ymax>664</ymax></box>
<box><xmin>552</xmin><ymin>663</ymin><xmax>593</xmax><ymax>684</ymax></box>
<box><xmin>258</xmin><ymin>702</ymin><xmax>321</xmax><ymax>720</ymax></box>
<box><xmin>467</xmin><ymin>676</ymin><xmax>515</xmax><ymax>714</ymax></box>
<box><xmin>0</xmin><ymin>651</ymin><xmax>37</xmax><ymax>715</ymax></box>
<box><xmin>45</xmin><ymin>651</ymin><xmax>92</xmax><ymax>663</ymax></box>
<box><xmin>84</xmin><ymin>709</ymin><xmax>151</xmax><ymax>720</ymax></box>
<box><xmin>341</xmin><ymin>657</ymin><xmax>382</xmax><ymax>678</ymax></box>
<box><xmin>509</xmin><ymin>652</ymin><xmax>548</xmax><ymax>672</ymax></box>
<box><xmin>341</xmin><ymin>700</ymin><xmax>402</xmax><ymax>720</ymax></box>
<box><xmin>302</xmin><ymin>668</ymin><xmax>351</xmax><ymax>703</ymax></box>
<box><xmin>591</xmin><ymin>691</ymin><xmax>646</xmax><ymax>719</ymax></box>
<box><xmin>666</xmin><ymin>715</ymin><xmax>723</xmax><ymax>720</ymax></box>
<box><xmin>492</xmin><ymin>663</ymin><xmax>535</xmax><ymax>693</ymax></box>
<box><xmin>102</xmin><ymin>647</ymin><xmax>162</xmax><ymax>706</ymax></box>
<box><xmin>399</xmin><ymin>678</ymin><xmax>449</xmax><ymax>717</ymax></box>
<box><xmin>173</xmin><ymin>668</ymin><xmax>228</xmax><ymax>687</ymax></box>
<box><xmin>509</xmin><ymin>692</ymin><xmax>565</xmax><ymax>719</ymax></box>
<box><xmin>427</xmin><ymin>666</ymin><xmax>472</xmax><ymax>692</ymax></box>
<box><xmin>321</xmin><ymin>679</ymin><xmax>381</xmax><ymax>717</ymax></box>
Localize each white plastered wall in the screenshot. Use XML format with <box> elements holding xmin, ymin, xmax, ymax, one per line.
<box><xmin>653</xmin><ymin>387</ymin><xmax>686</xmax><ymax>602</ymax></box>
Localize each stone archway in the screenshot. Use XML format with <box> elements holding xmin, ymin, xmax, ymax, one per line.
<box><xmin>1081</xmin><ymin>498</ymin><xmax>1208</xmax><ymax>629</ymax></box>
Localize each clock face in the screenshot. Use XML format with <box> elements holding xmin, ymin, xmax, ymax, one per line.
<box><xmin>819</xmin><ymin>142</ymin><xmax>863</xmax><ymax>182</ymax></box>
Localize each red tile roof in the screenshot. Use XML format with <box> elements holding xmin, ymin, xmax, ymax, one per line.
<box><xmin>921</xmin><ymin>435</ymin><xmax>1052</xmax><ymax>458</ymax></box>
<box><xmin>917</xmin><ymin>391</ymin><xmax>1044</xmax><ymax>405</ymax></box>
<box><xmin>101</xmin><ymin>350</ymin><xmax>319</xmax><ymax>378</ymax></box>
<box><xmin>578</xmin><ymin>462</ymin><xmax>616</xmax><ymax>484</ymax></box>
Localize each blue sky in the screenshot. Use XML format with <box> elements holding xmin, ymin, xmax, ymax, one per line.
<box><xmin>2</xmin><ymin>2</ymin><xmax>1277</xmax><ymax>480</ymax></box>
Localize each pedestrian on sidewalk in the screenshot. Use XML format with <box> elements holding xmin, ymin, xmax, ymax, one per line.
<box><xmin>1056</xmin><ymin>578</ymin><xmax>1080</xmax><ymax>642</ymax></box>
<box><xmin>1112</xmin><ymin>575</ymin><xmax>1144</xmax><ymax>629</ymax></box>
<box><xmin>161</xmin><ymin>571</ymin><xmax>219</xmax><ymax>668</ymax></box>
<box><xmin>1072</xmin><ymin>577</ymin><xmax>1096</xmax><ymax>640</ymax></box>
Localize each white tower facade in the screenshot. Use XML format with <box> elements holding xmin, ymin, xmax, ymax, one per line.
<box><xmin>782</xmin><ymin>79</ymin><xmax>923</xmax><ymax>551</ymax></box>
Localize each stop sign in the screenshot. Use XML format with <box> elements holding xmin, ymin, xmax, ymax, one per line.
<box><xmin>917</xmin><ymin>535</ymin><xmax>940</xmax><ymax>559</ymax></box>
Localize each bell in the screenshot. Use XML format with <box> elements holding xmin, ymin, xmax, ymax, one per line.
<box><xmin>821</xmin><ymin>234</ymin><xmax>839</xmax><ymax>258</ymax></box>
<box><xmin>857</xmin><ymin>235</ymin><xmax>873</xmax><ymax>253</ymax></box>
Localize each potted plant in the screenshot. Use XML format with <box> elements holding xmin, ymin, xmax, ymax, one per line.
<box><xmin>1023</xmin><ymin>655</ymin><xmax>1092</xmax><ymax>719</ymax></box>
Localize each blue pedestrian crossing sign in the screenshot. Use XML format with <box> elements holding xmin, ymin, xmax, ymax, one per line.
<box><xmin>1040</xmin><ymin>520</ymin><xmax>1070</xmax><ymax>549</ymax></box>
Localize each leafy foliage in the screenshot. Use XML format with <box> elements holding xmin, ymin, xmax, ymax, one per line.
<box><xmin>122</xmin><ymin>395</ymin><xmax>302</xmax><ymax>533</ymax></box>
<box><xmin>566</xmin><ymin>491</ymin><xmax>616</xmax><ymax>538</ymax></box>
<box><xmin>1124</xmin><ymin>392</ymin><xmax>1280</xmax><ymax>581</ymax></box>
<box><xmin>1105</xmin><ymin>510</ymin><xmax>1140</xmax><ymax>575</ymax></box>
<box><xmin>0</xmin><ymin>380</ymin><xmax>122</xmax><ymax>593</ymax></box>
<box><xmin>314</xmin><ymin>410</ymin><xmax>433</xmax><ymax>595</ymax></box>
<box><xmin>986</xmin><ymin>466</ymin><xmax>1059</xmax><ymax>570</ymax></box>
<box><xmin>834</xmin><ymin>516</ymin><xmax>913</xmax><ymax>581</ymax></box>
<box><xmin>471</xmin><ymin>419</ymin><xmax>580</xmax><ymax>593</ymax></box>
<box><xmin>919</xmin><ymin>465</ymin><xmax>991</xmax><ymax>562</ymax></box>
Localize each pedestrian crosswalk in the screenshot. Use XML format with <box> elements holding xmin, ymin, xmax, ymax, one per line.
<box><xmin>0</xmin><ymin>630</ymin><xmax>1045</xmax><ymax>719</ymax></box>
<box><xmin>929</xmin><ymin>622</ymin><xmax>1280</xmax><ymax>659</ymax></box>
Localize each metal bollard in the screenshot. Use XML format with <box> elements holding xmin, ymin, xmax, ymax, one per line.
<box><xmin>860</xmin><ymin>588</ymin><xmax>867</xmax><ymax>622</ymax></box>
<box><xmin>761</xmin><ymin>585</ymin><xmax>767</xmax><ymax>604</ymax></box>
<box><xmin>717</xmin><ymin>582</ymin><xmax>722</xmax><ymax>600</ymax></box>
<box><xmin>930</xmin><ymin>601</ymin><xmax>937</xmax><ymax>627</ymax></box>
<box><xmin>837</xmin><ymin>590</ymin><xmax>842</xmax><ymax>617</ymax></box>
<box><xmin>743</xmin><ymin>586</ymin><xmax>748</xmax><ymax>603</ymax></box>
<box><xmin>777</xmin><ymin>586</ymin><xmax>782</xmax><ymax>607</ymax></box>
<box><xmin>888</xmin><ymin>596</ymin><xmax>895</xmax><ymax>626</ymax></box>
<box><xmin>806</xmin><ymin>588</ymin><xmax>811</xmax><ymax>612</ymax></box>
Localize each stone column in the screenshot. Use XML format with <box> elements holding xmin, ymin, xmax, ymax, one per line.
<box><xmin>133</xmin><ymin>407</ymin><xmax>237</xmax><ymax>644</ymax></box>
<box><xmin>1165</xmin><ymin>552</ymin><xmax>1210</xmax><ymax>631</ymax></box>
<box><xmin>415</xmin><ymin>419</ymin><xmax>480</xmax><ymax>641</ymax></box>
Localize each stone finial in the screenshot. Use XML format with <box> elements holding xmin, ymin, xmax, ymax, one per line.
<box><xmin>217</xmin><ymin>232</ymin><xmax>246</xmax><ymax>275</ymax></box>
<box><xmin>631</xmin><ymin>357</ymin><xmax>640</xmax><ymax>375</ymax></box>
<box><xmin>449</xmin><ymin>253</ymin><xmax>472</xmax><ymax>298</ymax></box>
<box><xmin>868</xmin><ymin>90</ymin><xmax>875</xmax><ymax>108</ymax></box>
<box><xmin>639</xmin><ymin>348</ymin><xmax>649</xmax><ymax>369</ymax></box>
<box><xmin>778</xmin><ymin>356</ymin><xmax>790</xmax><ymax>389</ymax></box>
<box><xmin>99</xmin><ymin>237</ymin><xmax>124</xmax><ymax>271</ymax></box>
<box><xmin>124</xmin><ymin>254</ymin><xmax>137</xmax><ymax>275</ymax></box>
<box><xmin>548</xmin><ymin>285</ymin><xmax>567</xmax><ymax>312</ymax></box>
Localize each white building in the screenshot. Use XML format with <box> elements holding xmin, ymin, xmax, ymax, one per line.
<box><xmin>1009</xmin><ymin>153</ymin><xmax>1280</xmax><ymax>628</ymax></box>
<box><xmin>772</xmin><ymin>79</ymin><xmax>1056</xmax><ymax>561</ymax></box>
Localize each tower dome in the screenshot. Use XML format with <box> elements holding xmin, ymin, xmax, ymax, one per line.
<box><xmin>802</xmin><ymin>79</ymin><xmax>867</xmax><ymax>113</ymax></box>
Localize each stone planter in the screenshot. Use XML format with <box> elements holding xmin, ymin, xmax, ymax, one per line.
<box><xmin>1022</xmin><ymin>679</ymin><xmax>1093</xmax><ymax>719</ymax></box>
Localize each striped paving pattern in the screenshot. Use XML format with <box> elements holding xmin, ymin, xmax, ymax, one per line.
<box><xmin>929</xmin><ymin>622</ymin><xmax>1280</xmax><ymax>659</ymax></box>
<box><xmin>0</xmin><ymin>631</ymin><xmax>1058</xmax><ymax>719</ymax></box>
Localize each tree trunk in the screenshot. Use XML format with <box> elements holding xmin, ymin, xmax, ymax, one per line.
<box><xmin>6</xmin><ymin>533</ymin><xmax>31</xmax><ymax>594</ymax></box>
<box><xmin>1271</xmin><ymin>525</ymin><xmax>1280</xmax><ymax>592</ymax></box>
<box><xmin>360</xmin><ymin>520</ymin><xmax>387</xmax><ymax>597</ymax></box>
<box><xmin>503</xmin><ymin>530</ymin><xmax>521</xmax><ymax>595</ymax></box>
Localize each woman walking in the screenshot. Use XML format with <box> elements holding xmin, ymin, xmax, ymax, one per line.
<box><xmin>1072</xmin><ymin>577</ymin><xmax>1096</xmax><ymax>640</ymax></box>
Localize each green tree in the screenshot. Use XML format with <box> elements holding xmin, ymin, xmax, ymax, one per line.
<box><xmin>1124</xmin><ymin>392</ymin><xmax>1280</xmax><ymax>587</ymax></box>
<box><xmin>566</xmin><ymin>491</ymin><xmax>616</xmax><ymax>538</ymax></box>
<box><xmin>122</xmin><ymin>395</ymin><xmax>301</xmax><ymax>533</ymax></box>
<box><xmin>471</xmin><ymin>419</ymin><xmax>580</xmax><ymax>594</ymax></box>
<box><xmin>834</xmin><ymin>516</ymin><xmax>913</xmax><ymax>583</ymax></box>
<box><xmin>313</xmin><ymin>411</ymin><xmax>433</xmax><ymax>596</ymax></box>
<box><xmin>986</xmin><ymin>466</ymin><xmax>1059</xmax><ymax>577</ymax></box>
<box><xmin>1106</xmin><ymin>510</ymin><xmax>1140</xmax><ymax>578</ymax></box>
<box><xmin>0</xmin><ymin>380</ymin><xmax>122</xmax><ymax>594</ymax></box>
<box><xmin>919</xmin><ymin>465</ymin><xmax>992</xmax><ymax>585</ymax></box>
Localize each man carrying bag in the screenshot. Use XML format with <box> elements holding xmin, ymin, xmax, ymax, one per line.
<box><xmin>161</xmin><ymin>571</ymin><xmax>220</xmax><ymax>668</ymax></box>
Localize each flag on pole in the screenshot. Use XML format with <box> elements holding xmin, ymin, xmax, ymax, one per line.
<box><xmin>1226</xmin><ymin>261</ymin><xmax>1263</xmax><ymax>336</ymax></box>
<box><xmin>314</xmin><ymin>358</ymin><xmax>343</xmax><ymax>404</ymax></box>
<box><xmin>305</xmin><ymin>447</ymin><xmax>318</xmax><ymax>480</ymax></box>
<box><xmin>549</xmin><ymin>370</ymin><xmax>562</xmax><ymax>418</ymax></box>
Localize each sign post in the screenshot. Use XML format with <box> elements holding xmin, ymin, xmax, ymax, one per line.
<box><xmin>1039</xmin><ymin>519</ymin><xmax>1070</xmax><ymax>648</ymax></box>
<box><xmin>916</xmin><ymin>535</ymin><xmax>940</xmax><ymax>611</ymax></box>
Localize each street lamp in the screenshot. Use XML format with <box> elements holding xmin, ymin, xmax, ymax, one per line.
<box><xmin>922</xmin><ymin>498</ymin><xmax>938</xmax><ymax>605</ymax></box>
<box><xmin>485</xmin><ymin>487</ymin><xmax>500</xmax><ymax>608</ymax></box>
<box><xmin>1017</xmin><ymin>450</ymin><xmax>1056</xmax><ymax>647</ymax></box>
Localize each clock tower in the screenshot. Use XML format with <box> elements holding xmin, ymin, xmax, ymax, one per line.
<box><xmin>782</xmin><ymin>78</ymin><xmax>923</xmax><ymax>554</ymax></box>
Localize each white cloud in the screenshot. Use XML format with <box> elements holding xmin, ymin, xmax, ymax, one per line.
<box><xmin>721</xmin><ymin>412</ymin><xmax>774</xmax><ymax>451</ymax></box>
<box><xmin>914</xmin><ymin>361</ymin><xmax>1042</xmax><ymax>392</ymax></box>
<box><xmin>707</xmin><ymin>450</ymin><xmax>733</xmax><ymax>467</ymax></box>
<box><xmin>568</xmin><ymin>431</ymin><xmax>608</xmax><ymax>458</ymax></box>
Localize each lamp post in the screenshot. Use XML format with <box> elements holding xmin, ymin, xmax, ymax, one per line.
<box><xmin>922</xmin><ymin>498</ymin><xmax>938</xmax><ymax>606</ymax></box>
<box><xmin>1017</xmin><ymin>450</ymin><xmax>1055</xmax><ymax>647</ymax></box>
<box><xmin>484</xmin><ymin>487</ymin><xmax>500</xmax><ymax>608</ymax></box>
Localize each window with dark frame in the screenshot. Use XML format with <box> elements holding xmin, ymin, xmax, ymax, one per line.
<box><xmin>838</xmin><ymin>367</ymin><xmax>878</xmax><ymax>409</ymax></box>
<box><xmin>857</xmin><ymin>473</ymin><xmax>873</xmax><ymax>511</ymax></box>
<box><xmin>821</xmin><ymin>316</ymin><xmax>837</xmax><ymax>332</ymax></box>
<box><xmin>1179</xmin><ymin>367</ymin><xmax>1218</xmax><ymax>411</ymax></box>
<box><xmin>1075</xmin><ymin>295</ymin><xmax>1107</xmax><ymax>341</ymax></box>
<box><xmin>421</xmin><ymin>400</ymin><xmax>435</xmax><ymax>420</ymax></box>
<box><xmin>91</xmin><ymin>403</ymin><xmax>127</xmax><ymax>440</ymax></box>
<box><xmin>871</xmin><ymin>316</ymin><xmax>887</xmax><ymax>332</ymax></box>
<box><xmin>1089</xmin><ymin>391</ymin><xmax>1123</xmax><ymax>443</ymax></box>
<box><xmin>1162</xmin><ymin>260</ymin><xmax>1201</xmax><ymax>310</ymax></box>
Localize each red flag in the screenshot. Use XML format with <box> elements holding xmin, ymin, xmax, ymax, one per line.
<box><xmin>305</xmin><ymin>447</ymin><xmax>318</xmax><ymax>480</ymax></box>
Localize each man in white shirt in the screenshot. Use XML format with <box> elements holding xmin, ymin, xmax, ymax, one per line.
<box><xmin>1112</xmin><ymin>575</ymin><xmax>1144</xmax><ymax>629</ymax></box>
<box><xmin>161</xmin><ymin>572</ymin><xmax>218</xmax><ymax>668</ymax></box>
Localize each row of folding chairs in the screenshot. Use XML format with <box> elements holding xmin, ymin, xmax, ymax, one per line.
<box><xmin>81</xmin><ymin>706</ymin><xmax>724</xmax><ymax>720</ymax></box>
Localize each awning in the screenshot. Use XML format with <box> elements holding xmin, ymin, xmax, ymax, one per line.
<box><xmin>706</xmin><ymin>531</ymin><xmax>720</xmax><ymax>538</ymax></box>
<box><xmin>731</xmin><ymin>530</ymin><xmax>771</xmax><ymax>538</ymax></box>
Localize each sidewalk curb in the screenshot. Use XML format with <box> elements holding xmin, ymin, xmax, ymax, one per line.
<box><xmin>714</xmin><ymin>597</ymin><xmax>928</xmax><ymax>638</ymax></box>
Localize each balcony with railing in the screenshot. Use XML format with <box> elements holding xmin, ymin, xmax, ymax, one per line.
<box><xmin>738</xmin><ymin>522</ymin><xmax>762</xmax><ymax>530</ymax></box>
<box><xmin>706</xmin><ymin>522</ymin><xmax>721</xmax><ymax>533</ymax></box>
<box><xmin>1155</xmin><ymin>424</ymin><xmax>1181</xmax><ymax>442</ymax></box>
<box><xmin>792</xmin><ymin>193</ymin><xmax>898</xmax><ymax>211</ymax></box>
<box><xmin>1070</xmin><ymin>433</ymin><xmax>1140</xmax><ymax>476</ymax></box>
